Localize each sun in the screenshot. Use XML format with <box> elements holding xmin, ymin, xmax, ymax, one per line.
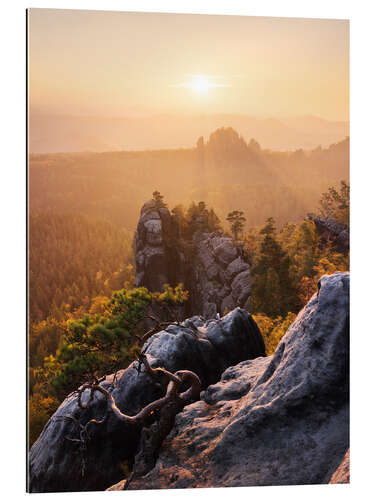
<box><xmin>169</xmin><ymin>75</ymin><xmax>230</xmax><ymax>93</ymax></box>
<box><xmin>190</xmin><ymin>75</ymin><xmax>211</xmax><ymax>93</ymax></box>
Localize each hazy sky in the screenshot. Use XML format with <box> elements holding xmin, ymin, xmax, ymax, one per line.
<box><xmin>28</xmin><ymin>9</ymin><xmax>349</xmax><ymax>121</ymax></box>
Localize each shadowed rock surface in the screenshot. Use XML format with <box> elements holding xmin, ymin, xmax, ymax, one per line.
<box><xmin>134</xmin><ymin>199</ymin><xmax>173</xmax><ymax>291</ymax></box>
<box><xmin>122</xmin><ymin>272</ymin><xmax>349</xmax><ymax>490</ymax></box>
<box><xmin>135</xmin><ymin>200</ymin><xmax>251</xmax><ymax>318</ymax></box>
<box><xmin>28</xmin><ymin>308</ymin><xmax>265</xmax><ymax>492</ymax></box>
<box><xmin>314</xmin><ymin>217</ymin><xmax>349</xmax><ymax>255</ymax></box>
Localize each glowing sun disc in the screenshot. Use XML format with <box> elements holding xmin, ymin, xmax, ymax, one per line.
<box><xmin>191</xmin><ymin>76</ymin><xmax>211</xmax><ymax>93</ymax></box>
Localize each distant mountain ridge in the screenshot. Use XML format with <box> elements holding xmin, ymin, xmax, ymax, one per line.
<box><xmin>28</xmin><ymin>131</ymin><xmax>349</xmax><ymax>232</ymax></box>
<box><xmin>29</xmin><ymin>112</ymin><xmax>349</xmax><ymax>154</ymax></box>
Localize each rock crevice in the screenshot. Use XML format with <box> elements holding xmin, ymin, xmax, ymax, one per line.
<box><xmin>135</xmin><ymin>200</ymin><xmax>252</xmax><ymax>318</ymax></box>
<box><xmin>28</xmin><ymin>308</ymin><xmax>265</xmax><ymax>492</ymax></box>
<box><xmin>123</xmin><ymin>272</ymin><xmax>349</xmax><ymax>490</ymax></box>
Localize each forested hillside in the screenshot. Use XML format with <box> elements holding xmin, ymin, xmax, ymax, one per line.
<box><xmin>28</xmin><ymin>183</ymin><xmax>349</xmax><ymax>447</ymax></box>
<box><xmin>28</xmin><ymin>127</ymin><xmax>349</xmax><ymax>448</ymax></box>
<box><xmin>29</xmin><ymin>112</ymin><xmax>348</xmax><ymax>153</ymax></box>
<box><xmin>29</xmin><ymin>212</ymin><xmax>135</xmax><ymax>323</ymax></box>
<box><xmin>29</xmin><ymin>128</ymin><xmax>349</xmax><ymax>231</ymax></box>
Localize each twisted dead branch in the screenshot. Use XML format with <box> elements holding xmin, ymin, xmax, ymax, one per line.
<box><xmin>63</xmin><ymin>353</ymin><xmax>201</xmax><ymax>484</ymax></box>
<box><xmin>134</xmin><ymin>311</ymin><xmax>181</xmax><ymax>344</ymax></box>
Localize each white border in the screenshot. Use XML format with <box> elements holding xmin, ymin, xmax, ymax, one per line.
<box><xmin>1</xmin><ymin>1</ymin><xmax>374</xmax><ymax>499</ymax></box>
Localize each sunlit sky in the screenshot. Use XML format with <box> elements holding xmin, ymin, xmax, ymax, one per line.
<box><xmin>28</xmin><ymin>9</ymin><xmax>349</xmax><ymax>121</ymax></box>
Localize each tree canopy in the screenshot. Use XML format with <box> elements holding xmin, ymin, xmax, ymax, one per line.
<box><xmin>319</xmin><ymin>180</ymin><xmax>349</xmax><ymax>225</ymax></box>
<box><xmin>152</xmin><ymin>190</ymin><xmax>167</xmax><ymax>208</ymax></box>
<box><xmin>35</xmin><ymin>284</ymin><xmax>188</xmax><ymax>400</ymax></box>
<box><xmin>226</xmin><ymin>210</ymin><xmax>246</xmax><ymax>240</ymax></box>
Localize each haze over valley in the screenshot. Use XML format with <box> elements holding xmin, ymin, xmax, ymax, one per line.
<box><xmin>28</xmin><ymin>10</ymin><xmax>350</xmax><ymax>491</ymax></box>
<box><xmin>29</xmin><ymin>112</ymin><xmax>348</xmax><ymax>153</ymax></box>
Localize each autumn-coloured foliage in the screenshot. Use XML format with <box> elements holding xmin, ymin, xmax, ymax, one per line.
<box><xmin>29</xmin><ymin>212</ymin><xmax>135</xmax><ymax>323</ymax></box>
<box><xmin>29</xmin><ymin>284</ymin><xmax>188</xmax><ymax>445</ymax></box>
<box><xmin>28</xmin><ymin>181</ymin><xmax>349</xmax><ymax>448</ymax></box>
<box><xmin>253</xmin><ymin>312</ymin><xmax>297</xmax><ymax>356</ymax></box>
<box><xmin>35</xmin><ymin>285</ymin><xmax>187</xmax><ymax>398</ymax></box>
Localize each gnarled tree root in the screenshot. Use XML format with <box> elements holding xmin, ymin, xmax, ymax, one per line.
<box><xmin>66</xmin><ymin>353</ymin><xmax>201</xmax><ymax>487</ymax></box>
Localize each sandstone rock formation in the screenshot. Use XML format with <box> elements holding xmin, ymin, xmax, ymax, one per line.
<box><xmin>120</xmin><ymin>271</ymin><xmax>349</xmax><ymax>490</ymax></box>
<box><xmin>314</xmin><ymin>216</ymin><xmax>349</xmax><ymax>255</ymax></box>
<box><xmin>134</xmin><ymin>200</ymin><xmax>251</xmax><ymax>318</ymax></box>
<box><xmin>190</xmin><ymin>233</ymin><xmax>251</xmax><ymax>318</ymax></box>
<box><xmin>28</xmin><ymin>308</ymin><xmax>265</xmax><ymax>492</ymax></box>
<box><xmin>134</xmin><ymin>199</ymin><xmax>174</xmax><ymax>291</ymax></box>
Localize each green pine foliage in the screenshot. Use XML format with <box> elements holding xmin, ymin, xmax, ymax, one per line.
<box><xmin>226</xmin><ymin>210</ymin><xmax>246</xmax><ymax>240</ymax></box>
<box><xmin>171</xmin><ymin>201</ymin><xmax>222</xmax><ymax>240</ymax></box>
<box><xmin>319</xmin><ymin>180</ymin><xmax>349</xmax><ymax>225</ymax></box>
<box><xmin>35</xmin><ymin>284</ymin><xmax>188</xmax><ymax>400</ymax></box>
<box><xmin>29</xmin><ymin>284</ymin><xmax>188</xmax><ymax>445</ymax></box>
<box><xmin>247</xmin><ymin>185</ymin><xmax>349</xmax><ymax>355</ymax></box>
<box><xmin>152</xmin><ymin>190</ymin><xmax>167</xmax><ymax>208</ymax></box>
<box><xmin>28</xmin><ymin>180</ymin><xmax>349</xmax><ymax>447</ymax></box>
<box><xmin>250</xmin><ymin>218</ymin><xmax>299</xmax><ymax>317</ymax></box>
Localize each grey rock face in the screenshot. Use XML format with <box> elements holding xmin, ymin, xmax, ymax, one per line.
<box><xmin>141</xmin><ymin>199</ymin><xmax>158</xmax><ymax>215</ymax></box>
<box><xmin>314</xmin><ymin>217</ymin><xmax>349</xmax><ymax>254</ymax></box>
<box><xmin>134</xmin><ymin>202</ymin><xmax>170</xmax><ymax>291</ymax></box>
<box><xmin>134</xmin><ymin>201</ymin><xmax>252</xmax><ymax>319</ymax></box>
<box><xmin>189</xmin><ymin>232</ymin><xmax>251</xmax><ymax>318</ymax></box>
<box><xmin>203</xmin><ymin>302</ymin><xmax>217</xmax><ymax>318</ymax></box>
<box><xmin>231</xmin><ymin>269</ymin><xmax>251</xmax><ymax>306</ymax></box>
<box><xmin>144</xmin><ymin>219</ymin><xmax>163</xmax><ymax>246</ymax></box>
<box><xmin>28</xmin><ymin>308</ymin><xmax>265</xmax><ymax>493</ymax></box>
<box><xmin>221</xmin><ymin>294</ymin><xmax>235</xmax><ymax>315</ymax></box>
<box><xmin>212</xmin><ymin>239</ymin><xmax>238</xmax><ymax>266</ymax></box>
<box><xmin>226</xmin><ymin>256</ymin><xmax>250</xmax><ymax>281</ymax></box>
<box><xmin>127</xmin><ymin>272</ymin><xmax>349</xmax><ymax>490</ymax></box>
<box><xmin>139</xmin><ymin>209</ymin><xmax>160</xmax><ymax>223</ymax></box>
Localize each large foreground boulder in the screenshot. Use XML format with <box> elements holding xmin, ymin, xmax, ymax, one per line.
<box><xmin>122</xmin><ymin>272</ymin><xmax>349</xmax><ymax>489</ymax></box>
<box><xmin>28</xmin><ymin>308</ymin><xmax>265</xmax><ymax>492</ymax></box>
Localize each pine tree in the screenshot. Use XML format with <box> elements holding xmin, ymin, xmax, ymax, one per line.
<box><xmin>319</xmin><ymin>180</ymin><xmax>349</xmax><ymax>225</ymax></box>
<box><xmin>39</xmin><ymin>284</ymin><xmax>188</xmax><ymax>399</ymax></box>
<box><xmin>226</xmin><ymin>210</ymin><xmax>246</xmax><ymax>240</ymax></box>
<box><xmin>250</xmin><ymin>218</ymin><xmax>298</xmax><ymax>317</ymax></box>
<box><xmin>152</xmin><ymin>190</ymin><xmax>167</xmax><ymax>208</ymax></box>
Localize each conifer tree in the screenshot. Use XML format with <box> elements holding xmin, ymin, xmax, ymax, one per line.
<box><xmin>250</xmin><ymin>218</ymin><xmax>298</xmax><ymax>317</ymax></box>
<box><xmin>36</xmin><ymin>284</ymin><xmax>188</xmax><ymax>399</ymax></box>
<box><xmin>226</xmin><ymin>210</ymin><xmax>246</xmax><ymax>240</ymax></box>
<box><xmin>152</xmin><ymin>190</ymin><xmax>167</xmax><ymax>208</ymax></box>
<box><xmin>319</xmin><ymin>180</ymin><xmax>349</xmax><ymax>225</ymax></box>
